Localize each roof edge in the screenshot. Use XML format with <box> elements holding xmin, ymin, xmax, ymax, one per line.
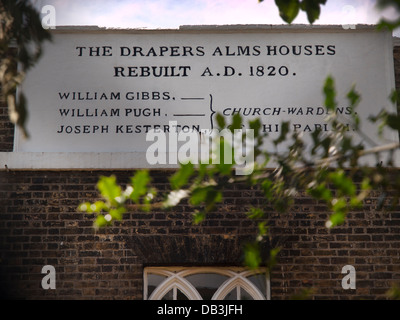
<box><xmin>51</xmin><ymin>24</ymin><xmax>382</xmax><ymax>34</ymax></box>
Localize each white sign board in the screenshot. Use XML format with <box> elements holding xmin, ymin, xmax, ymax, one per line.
<box><xmin>9</xmin><ymin>25</ymin><xmax>398</xmax><ymax>168</ymax></box>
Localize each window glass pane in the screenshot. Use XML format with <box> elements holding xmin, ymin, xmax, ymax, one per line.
<box><xmin>223</xmin><ymin>287</ymin><xmax>237</xmax><ymax>300</ymax></box>
<box><xmin>161</xmin><ymin>289</ymin><xmax>174</xmax><ymax>300</ymax></box>
<box><xmin>144</xmin><ymin>267</ymin><xmax>269</xmax><ymax>301</ymax></box>
<box><xmin>148</xmin><ymin>274</ymin><xmax>167</xmax><ymax>298</ymax></box>
<box><xmin>240</xmin><ymin>288</ymin><xmax>254</xmax><ymax>300</ymax></box>
<box><xmin>177</xmin><ymin>289</ymin><xmax>189</xmax><ymax>300</ymax></box>
<box><xmin>248</xmin><ymin>274</ymin><xmax>267</xmax><ymax>298</ymax></box>
<box><xmin>185</xmin><ymin>273</ymin><xmax>229</xmax><ymax>300</ymax></box>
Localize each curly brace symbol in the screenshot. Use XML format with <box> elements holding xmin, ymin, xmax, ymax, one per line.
<box><xmin>209</xmin><ymin>94</ymin><xmax>216</xmax><ymax>129</ymax></box>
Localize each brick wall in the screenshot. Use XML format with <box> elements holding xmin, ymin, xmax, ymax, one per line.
<box><xmin>0</xmin><ymin>46</ymin><xmax>400</xmax><ymax>300</ymax></box>
<box><xmin>0</xmin><ymin>95</ymin><xmax>13</xmax><ymax>152</ymax></box>
<box><xmin>0</xmin><ymin>170</ymin><xmax>262</xmax><ymax>299</ymax></box>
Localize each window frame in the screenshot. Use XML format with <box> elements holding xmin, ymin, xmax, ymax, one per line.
<box><xmin>143</xmin><ymin>266</ymin><xmax>271</xmax><ymax>300</ymax></box>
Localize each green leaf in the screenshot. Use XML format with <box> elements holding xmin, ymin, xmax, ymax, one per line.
<box><xmin>249</xmin><ymin>118</ymin><xmax>262</xmax><ymax>138</ymax></box>
<box><xmin>190</xmin><ymin>186</ymin><xmax>222</xmax><ymax>211</ymax></box>
<box><xmin>90</xmin><ymin>201</ymin><xmax>108</xmax><ymax>213</ymax></box>
<box><xmin>347</xmin><ymin>86</ymin><xmax>361</xmax><ymax>107</ymax></box>
<box><xmin>94</xmin><ymin>215</ymin><xmax>108</xmax><ymax>228</ymax></box>
<box><xmin>331</xmin><ymin>198</ymin><xmax>347</xmax><ymax>214</ymax></box>
<box><xmin>390</xmin><ymin>89</ymin><xmax>400</xmax><ymax>104</ymax></box>
<box><xmin>386</xmin><ymin>114</ymin><xmax>400</xmax><ymax>131</ymax></box>
<box><xmin>377</xmin><ymin>0</ymin><xmax>400</xmax><ymax>11</ymax></box>
<box><xmin>329</xmin><ymin>171</ymin><xmax>356</xmax><ymax>196</ymax></box>
<box><xmin>78</xmin><ymin>202</ymin><xmax>92</xmax><ymax>213</ymax></box>
<box><xmin>170</xmin><ymin>162</ymin><xmax>194</xmax><ymax>190</ymax></box>
<box><xmin>275</xmin><ymin>0</ymin><xmax>300</xmax><ymax>24</ymax></box>
<box><xmin>300</xmin><ymin>0</ymin><xmax>327</xmax><ymax>24</ymax></box>
<box><xmin>387</xmin><ymin>284</ymin><xmax>400</xmax><ymax>300</ymax></box>
<box><xmin>377</xmin><ymin>18</ymin><xmax>400</xmax><ymax>31</ymax></box>
<box><xmin>244</xmin><ymin>242</ymin><xmax>262</xmax><ymax>269</ymax></box>
<box><xmin>361</xmin><ymin>178</ymin><xmax>372</xmax><ymax>191</ymax></box>
<box><xmin>340</xmin><ymin>137</ymin><xmax>353</xmax><ymax>155</ymax></box>
<box><xmin>328</xmin><ymin>212</ymin><xmax>346</xmax><ymax>228</ymax></box>
<box><xmin>274</xmin><ymin>197</ymin><xmax>293</xmax><ymax>213</ymax></box>
<box><xmin>261</xmin><ymin>179</ymin><xmax>274</xmax><ymax>200</ymax></box>
<box><xmin>97</xmin><ymin>175</ymin><xmax>121</xmax><ymax>203</ymax></box>
<box><xmin>197</xmin><ymin>163</ymin><xmax>211</xmax><ymax>180</ymax></box>
<box><xmin>350</xmin><ymin>196</ymin><xmax>362</xmax><ymax>208</ymax></box>
<box><xmin>1</xmin><ymin>1</ymin><xmax>51</xmax><ymax>137</ymax></box>
<box><xmin>216</xmin><ymin>139</ymin><xmax>234</xmax><ymax>175</ymax></box>
<box><xmin>320</xmin><ymin>136</ymin><xmax>332</xmax><ymax>157</ymax></box>
<box><xmin>346</xmin><ymin>87</ymin><xmax>361</xmax><ymax>129</ymax></box>
<box><xmin>130</xmin><ymin>170</ymin><xmax>150</xmax><ymax>203</ymax></box>
<box><xmin>193</xmin><ymin>210</ymin><xmax>206</xmax><ymax>225</ymax></box>
<box><xmin>216</xmin><ymin>113</ymin><xmax>226</xmax><ymax>129</ymax></box>
<box><xmin>308</xmin><ymin>183</ymin><xmax>332</xmax><ymax>202</ymax></box>
<box><xmin>323</xmin><ymin>76</ymin><xmax>336</xmax><ymax>111</ymax></box>
<box><xmin>110</xmin><ymin>207</ymin><xmax>126</xmax><ymax>221</ymax></box>
<box><xmin>369</xmin><ymin>110</ymin><xmax>396</xmax><ymax>136</ymax></box>
<box><xmin>311</xmin><ymin>128</ymin><xmax>322</xmax><ymax>155</ymax></box>
<box><xmin>273</xmin><ymin>121</ymin><xmax>290</xmax><ymax>145</ymax></box>
<box><xmin>258</xmin><ymin>221</ymin><xmax>269</xmax><ymax>237</ymax></box>
<box><xmin>247</xmin><ymin>207</ymin><xmax>265</xmax><ymax>219</ymax></box>
<box><xmin>267</xmin><ymin>247</ymin><xmax>281</xmax><ymax>270</ymax></box>
<box><xmin>229</xmin><ymin>113</ymin><xmax>243</xmax><ymax>131</ymax></box>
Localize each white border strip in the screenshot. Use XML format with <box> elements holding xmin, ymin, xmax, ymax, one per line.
<box><xmin>0</xmin><ymin>152</ymin><xmax>180</xmax><ymax>170</ymax></box>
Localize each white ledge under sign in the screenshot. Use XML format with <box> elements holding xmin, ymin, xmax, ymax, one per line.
<box><xmin>1</xmin><ymin>25</ymin><xmax>398</xmax><ymax>170</ymax></box>
<box><xmin>0</xmin><ymin>152</ymin><xmax>178</xmax><ymax>170</ymax></box>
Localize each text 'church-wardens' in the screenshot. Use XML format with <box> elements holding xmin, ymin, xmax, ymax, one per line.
<box><xmin>0</xmin><ymin>24</ymin><xmax>399</xmax><ymax>300</ymax></box>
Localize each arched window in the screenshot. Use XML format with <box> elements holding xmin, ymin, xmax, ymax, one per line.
<box><xmin>144</xmin><ymin>267</ymin><xmax>270</xmax><ymax>300</ymax></box>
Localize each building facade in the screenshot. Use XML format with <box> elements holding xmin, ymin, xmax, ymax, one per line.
<box><xmin>0</xmin><ymin>28</ymin><xmax>399</xmax><ymax>300</ymax></box>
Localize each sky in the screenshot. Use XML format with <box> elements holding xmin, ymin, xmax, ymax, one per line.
<box><xmin>31</xmin><ymin>0</ymin><xmax>400</xmax><ymax>36</ymax></box>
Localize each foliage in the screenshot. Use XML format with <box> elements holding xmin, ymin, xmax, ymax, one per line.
<box><xmin>0</xmin><ymin>0</ymin><xmax>51</xmax><ymax>137</ymax></box>
<box><xmin>80</xmin><ymin>76</ymin><xmax>400</xmax><ymax>270</ymax></box>
<box><xmin>259</xmin><ymin>0</ymin><xmax>327</xmax><ymax>24</ymax></box>
<box><xmin>79</xmin><ymin>2</ymin><xmax>400</xmax><ymax>286</ymax></box>
<box><xmin>79</xmin><ymin>171</ymin><xmax>155</xmax><ymax>228</ymax></box>
<box><xmin>3</xmin><ymin>0</ymin><xmax>400</xmax><ymax>299</ymax></box>
<box><xmin>377</xmin><ymin>0</ymin><xmax>400</xmax><ymax>31</ymax></box>
<box><xmin>261</xmin><ymin>0</ymin><xmax>400</xmax><ymax>30</ymax></box>
<box><xmin>387</xmin><ymin>284</ymin><xmax>400</xmax><ymax>300</ymax></box>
